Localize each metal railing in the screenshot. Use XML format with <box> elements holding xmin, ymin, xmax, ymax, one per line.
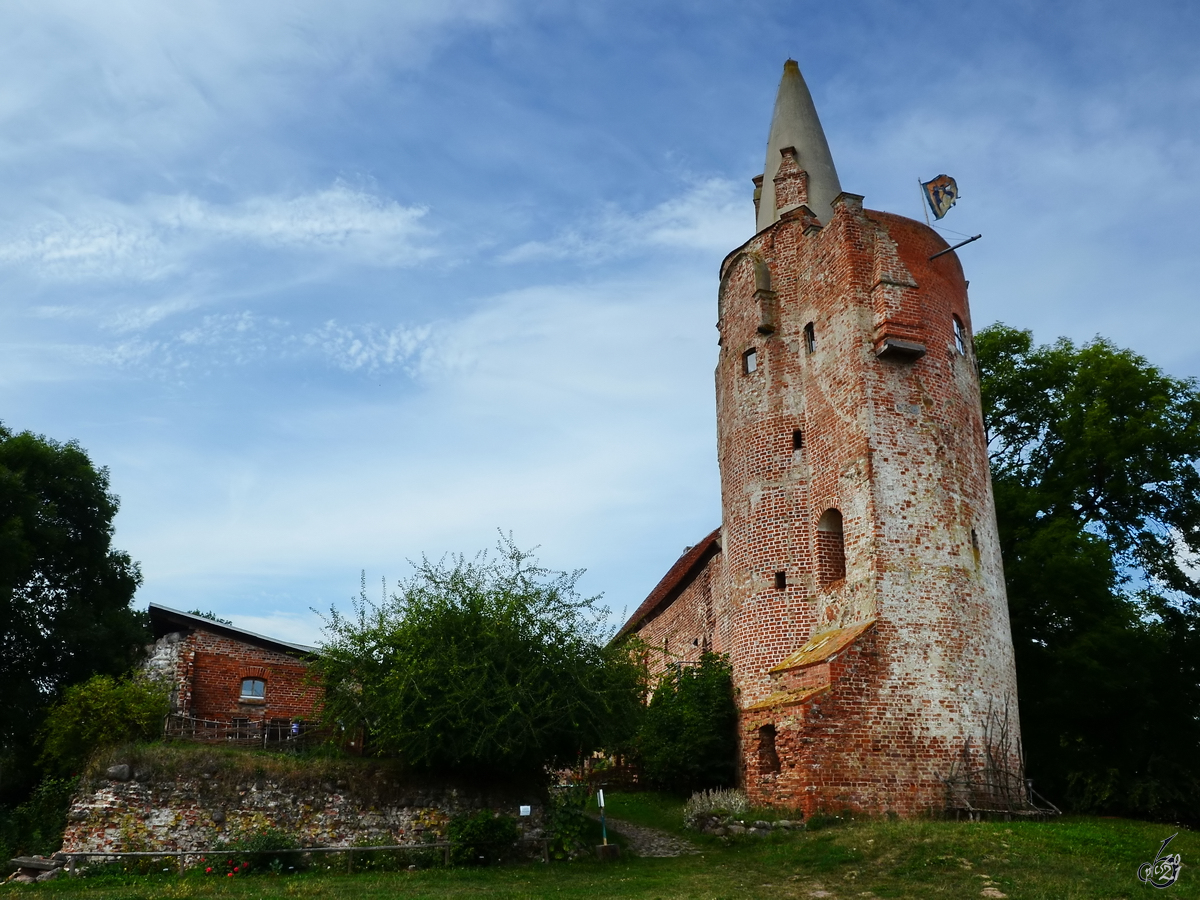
<box><xmin>163</xmin><ymin>714</ymin><xmax>313</xmax><ymax>750</ymax></box>
<box><xmin>54</xmin><ymin>839</ymin><xmax>552</xmax><ymax>876</ymax></box>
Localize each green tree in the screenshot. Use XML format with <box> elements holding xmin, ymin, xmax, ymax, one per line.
<box><xmin>39</xmin><ymin>674</ymin><xmax>170</xmax><ymax>775</ymax></box>
<box><xmin>0</xmin><ymin>425</ymin><xmax>147</xmax><ymax>802</ymax></box>
<box><xmin>637</xmin><ymin>652</ymin><xmax>738</xmax><ymax>794</ymax></box>
<box><xmin>977</xmin><ymin>325</ymin><xmax>1200</xmax><ymax>820</ymax></box>
<box><xmin>314</xmin><ymin>536</ymin><xmax>645</xmax><ymax>778</ymax></box>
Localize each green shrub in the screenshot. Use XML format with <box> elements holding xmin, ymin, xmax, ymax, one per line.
<box><xmin>39</xmin><ymin>674</ymin><xmax>170</xmax><ymax>774</ymax></box>
<box><xmin>0</xmin><ymin>776</ymin><xmax>78</xmax><ymax>859</ymax></box>
<box><xmin>637</xmin><ymin>652</ymin><xmax>738</xmax><ymax>794</ymax></box>
<box><xmin>447</xmin><ymin>810</ymin><xmax>519</xmax><ymax>866</ymax></box>
<box><xmin>213</xmin><ymin>826</ymin><xmax>304</xmax><ymax>874</ymax></box>
<box><xmin>546</xmin><ymin>782</ymin><xmax>590</xmax><ymax>859</ymax></box>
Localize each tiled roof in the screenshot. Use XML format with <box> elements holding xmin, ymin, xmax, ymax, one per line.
<box><xmin>614</xmin><ymin>527</ymin><xmax>722</xmax><ymax>641</ymax></box>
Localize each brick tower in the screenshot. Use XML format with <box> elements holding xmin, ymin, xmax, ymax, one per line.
<box><xmin>619</xmin><ymin>60</ymin><xmax>1024</xmax><ymax>817</ymax></box>
<box><xmin>716</xmin><ymin>58</ymin><xmax>1021</xmax><ymax>815</ymax></box>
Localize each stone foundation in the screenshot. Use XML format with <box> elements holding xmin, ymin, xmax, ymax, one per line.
<box><xmin>61</xmin><ymin>747</ymin><xmax>544</xmax><ymax>854</ymax></box>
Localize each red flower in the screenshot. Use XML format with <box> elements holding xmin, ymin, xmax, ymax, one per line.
<box><xmin>227</xmin><ymin>872</ymin><xmax>234</xmax><ymax>878</ymax></box>
<box><xmin>205</xmin><ymin>867</ymin><xmax>212</xmax><ymax>874</ymax></box>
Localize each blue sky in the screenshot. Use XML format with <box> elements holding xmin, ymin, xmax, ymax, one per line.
<box><xmin>2</xmin><ymin>0</ymin><xmax>1197</xmax><ymax>644</ymax></box>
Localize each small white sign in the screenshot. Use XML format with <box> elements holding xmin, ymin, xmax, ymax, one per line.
<box><xmin>519</xmin><ymin>805</ymin><xmax>531</xmax><ymax>817</ymax></box>
<box><xmin>597</xmin><ymin>789</ymin><xmax>605</xmax><ymax>808</ymax></box>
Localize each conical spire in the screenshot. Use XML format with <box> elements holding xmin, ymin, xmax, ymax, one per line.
<box><xmin>757</xmin><ymin>59</ymin><xmax>842</xmax><ymax>232</ymax></box>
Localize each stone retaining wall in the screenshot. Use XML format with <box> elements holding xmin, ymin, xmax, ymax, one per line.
<box><xmin>61</xmin><ymin>751</ymin><xmax>544</xmax><ymax>854</ymax></box>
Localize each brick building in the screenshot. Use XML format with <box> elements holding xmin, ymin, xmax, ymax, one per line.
<box><xmin>618</xmin><ymin>61</ymin><xmax>1023</xmax><ymax>817</ymax></box>
<box><xmin>147</xmin><ymin>603</ymin><xmax>323</xmax><ymax>743</ymax></box>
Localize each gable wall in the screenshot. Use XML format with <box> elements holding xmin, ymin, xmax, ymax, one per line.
<box><xmin>167</xmin><ymin>630</ymin><xmax>322</xmax><ymax>724</ymax></box>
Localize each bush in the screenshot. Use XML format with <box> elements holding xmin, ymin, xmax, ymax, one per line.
<box><xmin>637</xmin><ymin>652</ymin><xmax>738</xmax><ymax>794</ymax></box>
<box><xmin>0</xmin><ymin>776</ymin><xmax>78</xmax><ymax>859</ymax></box>
<box><xmin>213</xmin><ymin>826</ymin><xmax>304</xmax><ymax>874</ymax></box>
<box><xmin>683</xmin><ymin>787</ymin><xmax>748</xmax><ymax>828</ymax></box>
<box><xmin>39</xmin><ymin>674</ymin><xmax>170</xmax><ymax>774</ymax></box>
<box><xmin>315</xmin><ymin>536</ymin><xmax>646</xmax><ymax>777</ymax></box>
<box><xmin>545</xmin><ymin>782</ymin><xmax>590</xmax><ymax>859</ymax></box>
<box><xmin>447</xmin><ymin>810</ymin><xmax>519</xmax><ymax>866</ymax></box>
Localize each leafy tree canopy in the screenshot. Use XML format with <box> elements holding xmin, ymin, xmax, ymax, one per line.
<box><xmin>314</xmin><ymin>536</ymin><xmax>645</xmax><ymax>778</ymax></box>
<box><xmin>980</xmin><ymin>325</ymin><xmax>1200</xmax><ymax>600</ymax></box>
<box><xmin>977</xmin><ymin>325</ymin><xmax>1200</xmax><ymax>820</ymax></box>
<box><xmin>0</xmin><ymin>424</ymin><xmax>147</xmax><ymax>800</ymax></box>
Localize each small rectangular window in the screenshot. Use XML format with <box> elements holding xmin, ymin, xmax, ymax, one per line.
<box><xmin>803</xmin><ymin>322</ymin><xmax>816</xmax><ymax>354</ymax></box>
<box><xmin>774</xmin><ymin>571</ymin><xmax>786</xmax><ymax>590</ymax></box>
<box><xmin>743</xmin><ymin>348</ymin><xmax>758</xmax><ymax>373</ymax></box>
<box><xmin>240</xmin><ymin>677</ymin><xmax>265</xmax><ymax>700</ymax></box>
<box><xmin>792</xmin><ymin>429</ymin><xmax>803</xmax><ymax>450</ymax></box>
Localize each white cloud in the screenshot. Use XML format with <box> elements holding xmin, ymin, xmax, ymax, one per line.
<box><xmin>501</xmin><ymin>178</ymin><xmax>752</xmax><ymax>264</ymax></box>
<box><xmin>162</xmin><ymin>184</ymin><xmax>434</xmax><ymax>264</ymax></box>
<box><xmin>305</xmin><ymin>320</ymin><xmax>436</xmax><ymax>375</ymax></box>
<box><xmin>63</xmin><ymin>310</ymin><xmax>440</xmax><ymax>378</ymax></box>
<box><xmin>0</xmin><ymin>183</ymin><xmax>433</xmax><ymax>282</ymax></box>
<box><xmin>0</xmin><ymin>1</ymin><xmax>512</xmax><ymax>164</ymax></box>
<box><xmin>0</xmin><ymin>217</ymin><xmax>167</xmax><ymax>281</ymax></box>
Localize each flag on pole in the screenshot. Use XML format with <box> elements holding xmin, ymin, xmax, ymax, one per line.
<box><xmin>921</xmin><ymin>174</ymin><xmax>959</xmax><ymax>219</ymax></box>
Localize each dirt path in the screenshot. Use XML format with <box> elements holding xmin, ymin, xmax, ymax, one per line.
<box><xmin>595</xmin><ymin>816</ymin><xmax>701</xmax><ymax>858</ymax></box>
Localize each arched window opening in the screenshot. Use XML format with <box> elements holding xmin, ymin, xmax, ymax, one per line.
<box><xmin>743</xmin><ymin>347</ymin><xmax>758</xmax><ymax>374</ymax></box>
<box><xmin>803</xmin><ymin>322</ymin><xmax>817</xmax><ymax>354</ymax></box>
<box><xmin>240</xmin><ymin>677</ymin><xmax>266</xmax><ymax>700</ymax></box>
<box><xmin>953</xmin><ymin>315</ymin><xmax>967</xmax><ymax>355</ymax></box>
<box><xmin>816</xmin><ymin>508</ymin><xmax>847</xmax><ymax>585</ymax></box>
<box><xmin>758</xmin><ymin>724</ymin><xmax>781</xmax><ymax>774</ymax></box>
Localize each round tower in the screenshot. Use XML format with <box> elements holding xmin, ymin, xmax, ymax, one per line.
<box><xmin>714</xmin><ymin>60</ymin><xmax>1022</xmax><ymax>815</ymax></box>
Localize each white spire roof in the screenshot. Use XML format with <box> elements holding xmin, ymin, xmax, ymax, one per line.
<box><xmin>757</xmin><ymin>59</ymin><xmax>842</xmax><ymax>231</ymax></box>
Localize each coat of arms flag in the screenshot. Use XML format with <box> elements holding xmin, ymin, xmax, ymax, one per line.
<box><xmin>922</xmin><ymin>174</ymin><xmax>959</xmax><ymax>219</ymax></box>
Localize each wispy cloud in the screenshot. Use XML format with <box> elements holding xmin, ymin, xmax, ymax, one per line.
<box><xmin>75</xmin><ymin>312</ymin><xmax>440</xmax><ymax>378</ymax></box>
<box><xmin>162</xmin><ymin>184</ymin><xmax>434</xmax><ymax>263</ymax></box>
<box><xmin>304</xmin><ymin>320</ymin><xmax>437</xmax><ymax>374</ymax></box>
<box><xmin>0</xmin><ymin>182</ymin><xmax>433</xmax><ymax>282</ymax></box>
<box><xmin>500</xmin><ymin>178</ymin><xmax>752</xmax><ymax>264</ymax></box>
<box><xmin>0</xmin><ymin>218</ymin><xmax>168</xmax><ymax>281</ymax></box>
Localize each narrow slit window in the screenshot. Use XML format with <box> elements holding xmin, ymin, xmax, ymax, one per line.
<box><xmin>953</xmin><ymin>315</ymin><xmax>967</xmax><ymax>355</ymax></box>
<box><xmin>743</xmin><ymin>348</ymin><xmax>758</xmax><ymax>373</ymax></box>
<box><xmin>240</xmin><ymin>677</ymin><xmax>265</xmax><ymax>700</ymax></box>
<box><xmin>792</xmin><ymin>429</ymin><xmax>804</xmax><ymax>451</ymax></box>
<box><xmin>774</xmin><ymin>571</ymin><xmax>787</xmax><ymax>590</ymax></box>
<box><xmin>803</xmin><ymin>322</ymin><xmax>816</xmax><ymax>354</ymax></box>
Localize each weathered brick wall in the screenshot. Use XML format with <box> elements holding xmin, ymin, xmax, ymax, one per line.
<box><xmin>708</xmin><ymin>190</ymin><xmax>1021</xmax><ymax>815</ymax></box>
<box><xmin>631</xmin><ymin>173</ymin><xmax>1022</xmax><ymax>816</ymax></box>
<box><xmin>632</xmin><ymin>551</ymin><xmax>724</xmax><ymax>683</ymax></box>
<box><xmin>153</xmin><ymin>629</ymin><xmax>322</xmax><ymax>726</ymax></box>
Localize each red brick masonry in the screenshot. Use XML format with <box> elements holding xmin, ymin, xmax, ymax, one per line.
<box><xmin>621</xmin><ymin>183</ymin><xmax>1022</xmax><ymax>816</ymax></box>
<box><xmin>147</xmin><ymin>604</ymin><xmax>322</xmax><ymax>728</ymax></box>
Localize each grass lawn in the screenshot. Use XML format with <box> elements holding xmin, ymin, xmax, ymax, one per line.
<box><xmin>7</xmin><ymin>793</ymin><xmax>1195</xmax><ymax>899</ymax></box>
